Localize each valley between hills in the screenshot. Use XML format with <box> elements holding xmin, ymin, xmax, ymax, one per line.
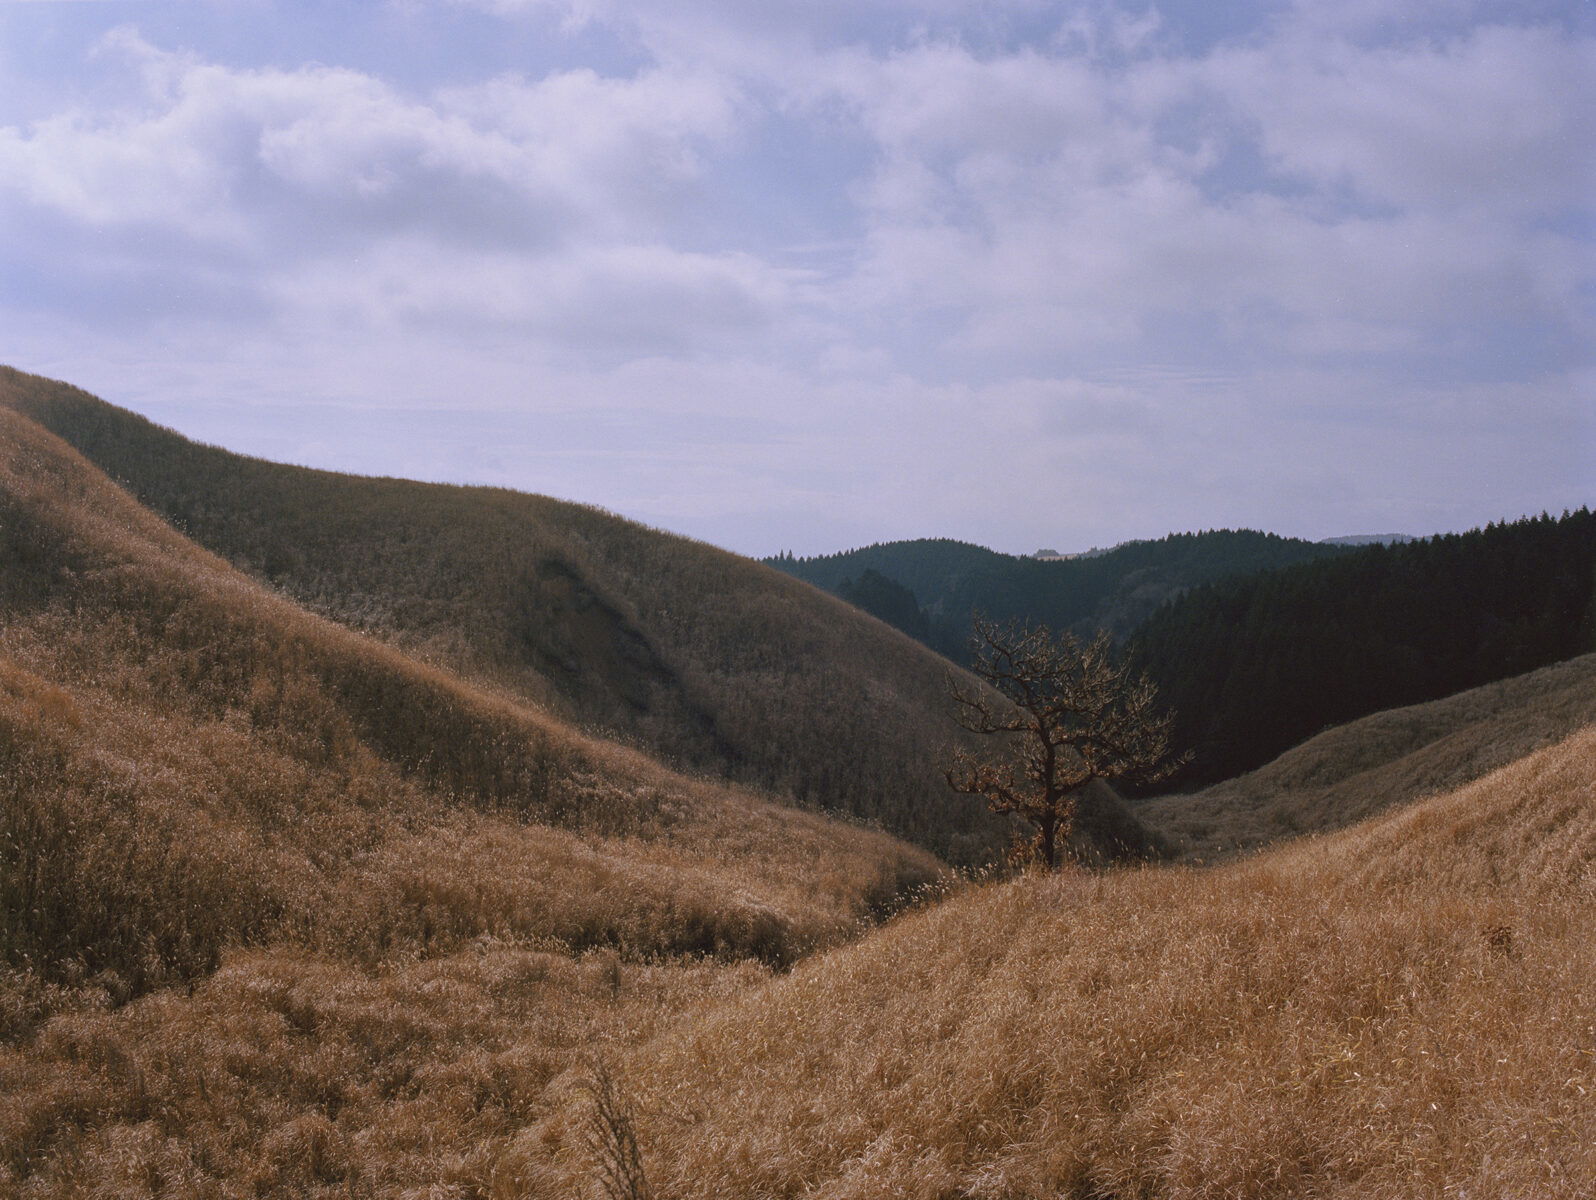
<box><xmin>1</xmin><ymin>365</ymin><xmax>1593</xmax><ymax>1197</ymax></box>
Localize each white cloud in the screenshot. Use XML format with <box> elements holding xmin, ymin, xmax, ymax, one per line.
<box><xmin>771</xmin><ymin>19</ymin><xmax>1596</xmax><ymax>374</ymax></box>
<box><xmin>1</xmin><ymin>1</ymin><xmax>1589</xmax><ymax>555</ymax></box>
<box><xmin>0</xmin><ymin>25</ymin><xmax>790</xmax><ymax>352</ymax></box>
<box><xmin>267</xmin><ymin>237</ymin><xmax>803</xmax><ymax>360</ymax></box>
<box><xmin>1213</xmin><ymin>24</ymin><xmax>1596</xmax><ymax>219</ymax></box>
<box><xmin>0</xmin><ymin>28</ymin><xmax>744</xmax><ymax>246</ymax></box>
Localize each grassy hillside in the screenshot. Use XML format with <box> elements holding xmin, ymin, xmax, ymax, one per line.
<box><xmin>0</xmin><ymin>390</ymin><xmax>964</xmax><ymax>1193</ymax></box>
<box><xmin>0</xmin><ymin>401</ymin><xmax>946</xmax><ymax>991</ymax></box>
<box><xmin>509</xmin><ymin>720</ymin><xmax>1596</xmax><ymax>1198</ymax></box>
<box><xmin>5</xmin><ymin>364</ymin><xmax>1589</xmax><ymax>1197</ymax></box>
<box><xmin>1141</xmin><ymin>652</ymin><xmax>1596</xmax><ymax>856</ymax></box>
<box><xmin>769</xmin><ymin>530</ymin><xmax>1350</xmax><ymax>657</ymax></box>
<box><xmin>1</xmin><ymin>366</ymin><xmax>1045</xmax><ymax>863</ymax></box>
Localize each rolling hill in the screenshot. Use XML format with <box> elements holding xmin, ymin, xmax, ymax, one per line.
<box><xmin>2</xmin><ymin>364</ymin><xmax>1590</xmax><ymax>1197</ymax></box>
<box><xmin>0</xmin><ymin>399</ymin><xmax>943</xmax><ymax>996</ymax></box>
<box><xmin>0</xmin><ymin>372</ymin><xmax>962</xmax><ymax>1193</ymax></box>
<box><xmin>3</xmin><ymin>367</ymin><xmax>1063</xmax><ymax>864</ymax></box>
<box><xmin>9</xmin><ymin>634</ymin><xmax>1589</xmax><ymax>1195</ymax></box>
<box><xmin>1139</xmin><ymin>651</ymin><xmax>1596</xmax><ymax>856</ymax></box>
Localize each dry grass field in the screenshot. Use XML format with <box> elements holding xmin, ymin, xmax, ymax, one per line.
<box><xmin>0</xmin><ymin>389</ymin><xmax>943</xmax><ymax>1195</ymax></box>
<box><xmin>1</xmin><ymin>367</ymin><xmax>1591</xmax><ymax>1197</ymax></box>
<box><xmin>0</xmin><ymin>404</ymin><xmax>939</xmax><ymax>984</ymax></box>
<box><xmin>509</xmin><ymin>724</ymin><xmax>1595</xmax><ymax>1198</ymax></box>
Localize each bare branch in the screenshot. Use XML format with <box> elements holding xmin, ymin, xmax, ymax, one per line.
<box><xmin>943</xmin><ymin>616</ymin><xmax>1185</xmax><ymax>870</ymax></box>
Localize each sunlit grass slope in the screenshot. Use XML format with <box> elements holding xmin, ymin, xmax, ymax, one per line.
<box><xmin>0</xmin><ymin>391</ymin><xmax>952</xmax><ymax>1193</ymax></box>
<box><xmin>0</xmin><ymin>370</ymin><xmax>1161</xmax><ymax>1194</ymax></box>
<box><xmin>0</xmin><ymin>404</ymin><xmax>940</xmax><ymax>999</ymax></box>
<box><xmin>2</xmin><ymin>942</ymin><xmax>775</xmax><ymax>1197</ymax></box>
<box><xmin>2</xmin><ymin>366</ymin><xmax>1023</xmax><ymax>862</ymax></box>
<box><xmin>508</xmin><ymin>724</ymin><xmax>1595</xmax><ymax>1198</ymax></box>
<box><xmin>1140</xmin><ymin>652</ymin><xmax>1596</xmax><ymax>857</ymax></box>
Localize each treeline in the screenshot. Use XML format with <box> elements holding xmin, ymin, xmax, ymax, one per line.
<box><xmin>1130</xmin><ymin>510</ymin><xmax>1596</xmax><ymax>787</ymax></box>
<box><xmin>772</xmin><ymin>530</ymin><xmax>1351</xmax><ymax>658</ymax></box>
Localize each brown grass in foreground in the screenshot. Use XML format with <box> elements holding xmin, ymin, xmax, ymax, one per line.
<box><xmin>507</xmin><ymin>725</ymin><xmax>1596</xmax><ymax>1198</ymax></box>
<box><xmin>0</xmin><ymin>945</ymin><xmax>767</xmax><ymax>1197</ymax></box>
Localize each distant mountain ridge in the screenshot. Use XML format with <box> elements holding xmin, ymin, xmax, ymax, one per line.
<box><xmin>771</xmin><ymin>514</ymin><xmax>1596</xmax><ymax>794</ymax></box>
<box><xmin>767</xmin><ymin>530</ymin><xmax>1353</xmax><ymax>657</ymax></box>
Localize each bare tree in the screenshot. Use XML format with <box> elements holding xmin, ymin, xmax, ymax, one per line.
<box><xmin>946</xmin><ymin>617</ymin><xmax>1187</xmax><ymax>870</ymax></box>
<box><xmin>581</xmin><ymin>1057</ymin><xmax>655</xmax><ymax>1200</ymax></box>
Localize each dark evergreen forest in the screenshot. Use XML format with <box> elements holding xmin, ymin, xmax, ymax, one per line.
<box><xmin>769</xmin><ymin>531</ymin><xmax>1352</xmax><ymax>657</ymax></box>
<box><xmin>1129</xmin><ymin>510</ymin><xmax>1596</xmax><ymax>788</ymax></box>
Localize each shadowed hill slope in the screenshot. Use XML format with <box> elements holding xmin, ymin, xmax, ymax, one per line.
<box><xmin>0</xmin><ymin>403</ymin><xmax>943</xmax><ymax>1005</ymax></box>
<box><xmin>1</xmin><ymin>367</ymin><xmax>1056</xmax><ymax>863</ymax></box>
<box><xmin>509</xmin><ymin>720</ymin><xmax>1596</xmax><ymax>1198</ymax></box>
<box><xmin>0</xmin><ymin>368</ymin><xmax>1173</xmax><ymax>870</ymax></box>
<box><xmin>1140</xmin><ymin>652</ymin><xmax>1596</xmax><ymax>857</ymax></box>
<box><xmin>1130</xmin><ymin>510</ymin><xmax>1596</xmax><ymax>787</ymax></box>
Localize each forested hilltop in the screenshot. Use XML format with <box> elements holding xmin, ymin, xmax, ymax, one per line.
<box><xmin>767</xmin><ymin>531</ymin><xmax>1353</xmax><ymax>657</ymax></box>
<box><xmin>1131</xmin><ymin>510</ymin><xmax>1596</xmax><ymax>787</ymax></box>
<box><xmin>773</xmin><ymin>516</ymin><xmax>1596</xmax><ymax>795</ymax></box>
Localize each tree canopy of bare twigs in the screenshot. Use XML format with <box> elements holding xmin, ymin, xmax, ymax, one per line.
<box><xmin>946</xmin><ymin>616</ymin><xmax>1187</xmax><ymax>869</ymax></box>
<box><xmin>581</xmin><ymin>1057</ymin><xmax>655</xmax><ymax>1200</ymax></box>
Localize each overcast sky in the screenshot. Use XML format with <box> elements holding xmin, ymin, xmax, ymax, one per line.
<box><xmin>2</xmin><ymin>0</ymin><xmax>1591</xmax><ymax>557</ymax></box>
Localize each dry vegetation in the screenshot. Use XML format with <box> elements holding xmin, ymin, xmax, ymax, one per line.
<box><xmin>1140</xmin><ymin>651</ymin><xmax>1596</xmax><ymax>857</ymax></box>
<box><xmin>511</xmin><ymin>725</ymin><xmax>1595</xmax><ymax>1198</ymax></box>
<box><xmin>2</xmin><ymin>366</ymin><xmax>1591</xmax><ymax>1197</ymax></box>
<box><xmin>0</xmin><ymin>404</ymin><xmax>938</xmax><ymax>984</ymax></box>
<box><xmin>1</xmin><ymin>945</ymin><xmax>769</xmax><ymax>1197</ymax></box>
<box><xmin>2</xmin><ymin>366</ymin><xmax>1015</xmax><ymax>863</ymax></box>
<box><xmin>0</xmin><ymin>397</ymin><xmax>940</xmax><ymax>1193</ymax></box>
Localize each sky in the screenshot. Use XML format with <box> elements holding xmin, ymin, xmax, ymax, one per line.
<box><xmin>1</xmin><ymin>0</ymin><xmax>1592</xmax><ymax>557</ymax></box>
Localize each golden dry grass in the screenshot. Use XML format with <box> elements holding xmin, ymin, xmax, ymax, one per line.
<box><xmin>4</xmin><ymin>370</ymin><xmax>1593</xmax><ymax>1197</ymax></box>
<box><xmin>0</xmin><ymin>373</ymin><xmax>945</xmax><ymax>1194</ymax></box>
<box><xmin>0</xmin><ymin>404</ymin><xmax>939</xmax><ymax>987</ymax></box>
<box><xmin>0</xmin><ymin>944</ymin><xmax>769</xmax><ymax>1197</ymax></box>
<box><xmin>506</xmin><ymin>725</ymin><xmax>1596</xmax><ymax>1199</ymax></box>
<box><xmin>1</xmin><ymin>365</ymin><xmax>1017</xmax><ymax>863</ymax></box>
<box><xmin>1140</xmin><ymin>652</ymin><xmax>1596</xmax><ymax>858</ymax></box>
